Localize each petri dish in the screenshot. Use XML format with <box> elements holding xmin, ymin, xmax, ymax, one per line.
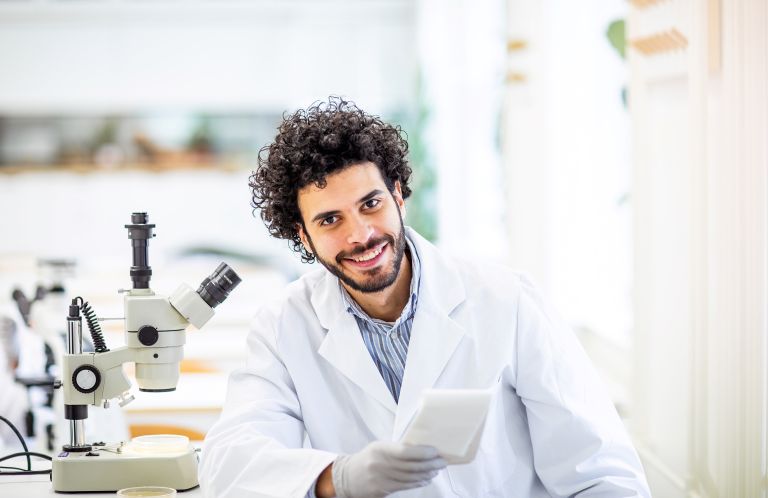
<box><xmin>116</xmin><ymin>486</ymin><xmax>177</xmax><ymax>497</ymax></box>
<box><xmin>128</xmin><ymin>434</ymin><xmax>190</xmax><ymax>454</ymax></box>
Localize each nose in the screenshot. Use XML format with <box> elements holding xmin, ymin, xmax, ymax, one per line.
<box><xmin>345</xmin><ymin>213</ymin><xmax>374</xmax><ymax>246</ymax></box>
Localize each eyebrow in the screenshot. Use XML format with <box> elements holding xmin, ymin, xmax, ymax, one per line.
<box><xmin>310</xmin><ymin>189</ymin><xmax>385</xmax><ymax>224</ymax></box>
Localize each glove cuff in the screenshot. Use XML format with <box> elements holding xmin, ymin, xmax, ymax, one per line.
<box><xmin>331</xmin><ymin>455</ymin><xmax>351</xmax><ymax>498</ymax></box>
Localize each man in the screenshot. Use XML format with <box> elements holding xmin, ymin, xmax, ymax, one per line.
<box><xmin>199</xmin><ymin>98</ymin><xmax>651</xmax><ymax>497</ymax></box>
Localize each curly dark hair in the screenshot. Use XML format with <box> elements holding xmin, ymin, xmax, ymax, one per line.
<box><xmin>250</xmin><ymin>97</ymin><xmax>412</xmax><ymax>263</ymax></box>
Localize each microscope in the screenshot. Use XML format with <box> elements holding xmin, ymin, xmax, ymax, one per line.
<box><xmin>51</xmin><ymin>212</ymin><xmax>241</xmax><ymax>492</ymax></box>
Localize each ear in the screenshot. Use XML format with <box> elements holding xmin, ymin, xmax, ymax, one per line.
<box><xmin>393</xmin><ymin>181</ymin><xmax>406</xmax><ymax>218</ymax></box>
<box><xmin>297</xmin><ymin>223</ymin><xmax>312</xmax><ymax>255</ymax></box>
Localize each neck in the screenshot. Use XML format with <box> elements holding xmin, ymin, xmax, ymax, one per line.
<box><xmin>344</xmin><ymin>249</ymin><xmax>412</xmax><ymax>322</ymax></box>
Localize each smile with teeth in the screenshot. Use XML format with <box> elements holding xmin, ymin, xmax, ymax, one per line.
<box><xmin>347</xmin><ymin>243</ymin><xmax>386</xmax><ymax>263</ymax></box>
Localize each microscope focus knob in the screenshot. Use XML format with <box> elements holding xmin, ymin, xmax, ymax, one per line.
<box><xmin>138</xmin><ymin>325</ymin><xmax>159</xmax><ymax>346</ymax></box>
<box><xmin>72</xmin><ymin>365</ymin><xmax>101</xmax><ymax>394</ymax></box>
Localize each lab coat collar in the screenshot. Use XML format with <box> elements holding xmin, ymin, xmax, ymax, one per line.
<box><xmin>313</xmin><ymin>227</ymin><xmax>467</xmax><ymax>430</ymax></box>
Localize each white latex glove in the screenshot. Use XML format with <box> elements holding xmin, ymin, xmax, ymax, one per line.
<box><xmin>331</xmin><ymin>442</ymin><xmax>446</xmax><ymax>498</ymax></box>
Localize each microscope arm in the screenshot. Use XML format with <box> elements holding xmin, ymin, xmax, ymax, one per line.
<box><xmin>62</xmin><ymin>347</ymin><xmax>134</xmax><ymax>408</ymax></box>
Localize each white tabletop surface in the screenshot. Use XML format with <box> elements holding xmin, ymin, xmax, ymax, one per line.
<box><xmin>0</xmin><ymin>474</ymin><xmax>202</xmax><ymax>497</ymax></box>
<box><xmin>0</xmin><ymin>458</ymin><xmax>202</xmax><ymax>497</ymax></box>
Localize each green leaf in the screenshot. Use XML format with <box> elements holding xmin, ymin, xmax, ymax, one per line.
<box><xmin>606</xmin><ymin>19</ymin><xmax>626</xmax><ymax>59</ymax></box>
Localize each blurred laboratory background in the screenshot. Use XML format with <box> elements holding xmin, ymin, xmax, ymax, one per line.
<box><xmin>0</xmin><ymin>0</ymin><xmax>765</xmax><ymax>496</ymax></box>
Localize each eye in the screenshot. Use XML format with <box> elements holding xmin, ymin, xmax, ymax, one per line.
<box><xmin>363</xmin><ymin>198</ymin><xmax>381</xmax><ymax>209</ymax></box>
<box><xmin>320</xmin><ymin>215</ymin><xmax>339</xmax><ymax>226</ymax></box>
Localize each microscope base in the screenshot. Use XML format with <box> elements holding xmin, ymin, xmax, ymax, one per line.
<box><xmin>51</xmin><ymin>443</ymin><xmax>199</xmax><ymax>493</ymax></box>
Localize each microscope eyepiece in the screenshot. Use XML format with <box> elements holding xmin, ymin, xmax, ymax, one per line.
<box><xmin>196</xmin><ymin>263</ymin><xmax>241</xmax><ymax>309</ymax></box>
<box><xmin>169</xmin><ymin>262</ymin><xmax>241</xmax><ymax>330</ymax></box>
<box><xmin>131</xmin><ymin>212</ymin><xmax>148</xmax><ymax>224</ymax></box>
<box><xmin>125</xmin><ymin>212</ymin><xmax>156</xmax><ymax>289</ymax></box>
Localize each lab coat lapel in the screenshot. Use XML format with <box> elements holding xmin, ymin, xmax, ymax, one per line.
<box><xmin>313</xmin><ymin>272</ymin><xmax>398</xmax><ymax>415</ymax></box>
<box><xmin>392</xmin><ymin>229</ymin><xmax>467</xmax><ymax>441</ymax></box>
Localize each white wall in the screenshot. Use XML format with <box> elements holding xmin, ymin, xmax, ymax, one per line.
<box><xmin>0</xmin><ymin>170</ymin><xmax>274</xmax><ymax>263</ymax></box>
<box><xmin>0</xmin><ymin>1</ymin><xmax>417</xmax><ymax>115</ymax></box>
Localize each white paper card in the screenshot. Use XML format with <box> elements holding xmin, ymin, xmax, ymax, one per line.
<box><xmin>401</xmin><ymin>389</ymin><xmax>493</xmax><ymax>464</ymax></box>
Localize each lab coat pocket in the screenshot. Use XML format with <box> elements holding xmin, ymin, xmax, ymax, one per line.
<box><xmin>446</xmin><ymin>378</ymin><xmax>517</xmax><ymax>497</ymax></box>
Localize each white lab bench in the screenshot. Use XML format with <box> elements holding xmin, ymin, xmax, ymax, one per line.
<box><xmin>1</xmin><ymin>476</ymin><xmax>203</xmax><ymax>497</ymax></box>
<box><xmin>0</xmin><ymin>457</ymin><xmax>203</xmax><ymax>497</ymax></box>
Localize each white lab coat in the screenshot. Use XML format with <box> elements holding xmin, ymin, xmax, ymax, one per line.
<box><xmin>200</xmin><ymin>228</ymin><xmax>650</xmax><ymax>498</ymax></box>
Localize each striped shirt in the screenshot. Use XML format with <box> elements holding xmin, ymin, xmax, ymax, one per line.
<box><xmin>339</xmin><ymin>235</ymin><xmax>421</xmax><ymax>403</ymax></box>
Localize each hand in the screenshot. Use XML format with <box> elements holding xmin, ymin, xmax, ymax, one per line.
<box><xmin>331</xmin><ymin>442</ymin><xmax>446</xmax><ymax>498</ymax></box>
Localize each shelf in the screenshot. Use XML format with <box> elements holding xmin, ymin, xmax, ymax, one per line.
<box><xmin>0</xmin><ymin>162</ymin><xmax>245</xmax><ymax>175</ymax></box>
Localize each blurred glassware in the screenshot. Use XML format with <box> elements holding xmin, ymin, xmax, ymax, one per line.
<box><xmin>116</xmin><ymin>486</ymin><xmax>177</xmax><ymax>497</ymax></box>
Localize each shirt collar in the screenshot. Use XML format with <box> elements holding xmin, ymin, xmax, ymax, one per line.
<box><xmin>339</xmin><ymin>232</ymin><xmax>422</xmax><ymax>327</ymax></box>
